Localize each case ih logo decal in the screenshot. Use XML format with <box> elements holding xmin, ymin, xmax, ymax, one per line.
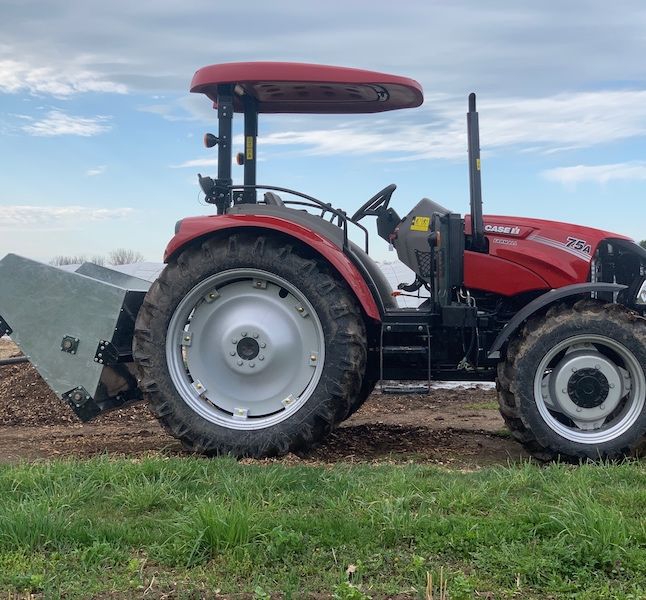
<box><xmin>484</xmin><ymin>224</ymin><xmax>521</xmax><ymax>235</ymax></box>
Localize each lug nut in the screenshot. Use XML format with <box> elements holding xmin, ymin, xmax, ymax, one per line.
<box><xmin>241</xmin><ymin>331</ymin><xmax>247</xmax><ymax>337</ymax></box>
<box><xmin>237</xmin><ymin>360</ymin><xmax>243</xmax><ymax>366</ymax></box>
<box><xmin>259</xmin><ymin>355</ymin><xmax>265</xmax><ymax>361</ymax></box>
<box><xmin>249</xmin><ymin>362</ymin><xmax>255</xmax><ymax>368</ymax></box>
<box><xmin>232</xmin><ymin>338</ymin><xmax>238</xmax><ymax>344</ymax></box>
<box><xmin>260</xmin><ymin>342</ymin><xmax>266</xmax><ymax>348</ymax></box>
<box><xmin>252</xmin><ymin>333</ymin><xmax>259</xmax><ymax>339</ymax></box>
<box><xmin>229</xmin><ymin>351</ymin><xmax>236</xmax><ymax>356</ymax></box>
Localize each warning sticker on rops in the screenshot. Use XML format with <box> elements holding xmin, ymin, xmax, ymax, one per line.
<box><xmin>410</xmin><ymin>216</ymin><xmax>430</xmax><ymax>232</ymax></box>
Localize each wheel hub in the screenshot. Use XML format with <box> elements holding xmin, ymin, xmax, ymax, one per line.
<box><xmin>547</xmin><ymin>348</ymin><xmax>623</xmax><ymax>424</ymax></box>
<box><xmin>567</xmin><ymin>368</ymin><xmax>609</xmax><ymax>408</ymax></box>
<box><xmin>236</xmin><ymin>336</ymin><xmax>260</xmax><ymax>361</ymax></box>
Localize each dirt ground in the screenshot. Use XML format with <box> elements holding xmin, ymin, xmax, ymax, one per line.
<box><xmin>0</xmin><ymin>336</ymin><xmax>527</xmax><ymax>467</ymax></box>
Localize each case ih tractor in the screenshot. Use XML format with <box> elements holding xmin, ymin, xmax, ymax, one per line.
<box><xmin>1</xmin><ymin>62</ymin><xmax>646</xmax><ymax>462</ymax></box>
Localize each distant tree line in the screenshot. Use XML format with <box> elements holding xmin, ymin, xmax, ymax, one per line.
<box><xmin>640</xmin><ymin>240</ymin><xmax>646</xmax><ymax>250</ymax></box>
<box><xmin>50</xmin><ymin>248</ymin><xmax>144</xmax><ymax>267</ymax></box>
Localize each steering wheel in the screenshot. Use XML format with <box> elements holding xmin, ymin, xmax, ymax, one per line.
<box><xmin>350</xmin><ymin>184</ymin><xmax>397</xmax><ymax>222</ymax></box>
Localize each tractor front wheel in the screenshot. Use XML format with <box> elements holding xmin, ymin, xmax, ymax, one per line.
<box><xmin>133</xmin><ymin>233</ymin><xmax>367</xmax><ymax>457</ymax></box>
<box><xmin>497</xmin><ymin>301</ymin><xmax>646</xmax><ymax>461</ymax></box>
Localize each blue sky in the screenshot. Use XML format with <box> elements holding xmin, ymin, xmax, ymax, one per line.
<box><xmin>1</xmin><ymin>0</ymin><xmax>646</xmax><ymax>262</ymax></box>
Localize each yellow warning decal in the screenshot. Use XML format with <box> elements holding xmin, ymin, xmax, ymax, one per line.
<box><xmin>246</xmin><ymin>136</ymin><xmax>254</xmax><ymax>160</ymax></box>
<box><xmin>410</xmin><ymin>216</ymin><xmax>430</xmax><ymax>232</ymax></box>
<box><xmin>476</xmin><ymin>158</ymin><xmax>481</xmax><ymax>170</ymax></box>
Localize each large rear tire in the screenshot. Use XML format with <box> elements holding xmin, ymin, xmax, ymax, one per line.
<box><xmin>497</xmin><ymin>301</ymin><xmax>646</xmax><ymax>461</ymax></box>
<box><xmin>133</xmin><ymin>233</ymin><xmax>367</xmax><ymax>457</ymax></box>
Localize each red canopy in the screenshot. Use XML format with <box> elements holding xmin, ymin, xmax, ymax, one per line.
<box><xmin>190</xmin><ymin>62</ymin><xmax>423</xmax><ymax>114</ymax></box>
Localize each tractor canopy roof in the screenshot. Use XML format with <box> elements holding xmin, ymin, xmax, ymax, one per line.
<box><xmin>190</xmin><ymin>62</ymin><xmax>424</xmax><ymax>114</ymax></box>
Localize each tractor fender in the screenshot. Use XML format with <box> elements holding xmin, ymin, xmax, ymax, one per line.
<box><xmin>165</xmin><ymin>213</ymin><xmax>384</xmax><ymax>321</ymax></box>
<box><xmin>488</xmin><ymin>282</ymin><xmax>627</xmax><ymax>359</ymax></box>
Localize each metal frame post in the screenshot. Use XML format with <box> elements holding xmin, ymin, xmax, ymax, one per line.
<box><xmin>467</xmin><ymin>93</ymin><xmax>486</xmax><ymax>252</ymax></box>
<box><xmin>215</xmin><ymin>84</ymin><xmax>234</xmax><ymax>213</ymax></box>
<box><xmin>242</xmin><ymin>95</ymin><xmax>258</xmax><ymax>204</ymax></box>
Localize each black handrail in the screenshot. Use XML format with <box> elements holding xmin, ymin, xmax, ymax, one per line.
<box><xmin>230</xmin><ymin>184</ymin><xmax>369</xmax><ymax>253</ymax></box>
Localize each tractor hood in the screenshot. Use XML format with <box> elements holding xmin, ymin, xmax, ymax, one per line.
<box><xmin>463</xmin><ymin>214</ymin><xmax>634</xmax><ymax>294</ymax></box>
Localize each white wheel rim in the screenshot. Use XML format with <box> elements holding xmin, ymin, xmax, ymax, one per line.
<box><xmin>533</xmin><ymin>334</ymin><xmax>645</xmax><ymax>444</ymax></box>
<box><xmin>166</xmin><ymin>268</ymin><xmax>325</xmax><ymax>430</ymax></box>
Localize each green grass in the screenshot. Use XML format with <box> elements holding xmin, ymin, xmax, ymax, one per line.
<box><xmin>0</xmin><ymin>457</ymin><xmax>644</xmax><ymax>599</ymax></box>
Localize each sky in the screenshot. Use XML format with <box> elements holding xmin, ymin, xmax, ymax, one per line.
<box><xmin>1</xmin><ymin>0</ymin><xmax>646</xmax><ymax>262</ymax></box>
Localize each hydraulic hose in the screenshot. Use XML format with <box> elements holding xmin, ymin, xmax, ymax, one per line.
<box><xmin>0</xmin><ymin>356</ymin><xmax>29</xmax><ymax>367</ymax></box>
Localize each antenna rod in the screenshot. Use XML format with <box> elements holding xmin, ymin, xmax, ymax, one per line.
<box><xmin>467</xmin><ymin>93</ymin><xmax>486</xmax><ymax>252</ymax></box>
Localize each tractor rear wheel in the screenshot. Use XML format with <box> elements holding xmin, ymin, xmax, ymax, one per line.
<box><xmin>497</xmin><ymin>301</ymin><xmax>646</xmax><ymax>461</ymax></box>
<box><xmin>133</xmin><ymin>233</ymin><xmax>367</xmax><ymax>457</ymax></box>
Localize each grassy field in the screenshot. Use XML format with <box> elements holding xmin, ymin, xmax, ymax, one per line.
<box><xmin>0</xmin><ymin>457</ymin><xmax>644</xmax><ymax>599</ymax></box>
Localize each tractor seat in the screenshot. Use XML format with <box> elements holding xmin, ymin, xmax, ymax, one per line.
<box><xmin>263</xmin><ymin>191</ymin><xmax>285</xmax><ymax>207</ymax></box>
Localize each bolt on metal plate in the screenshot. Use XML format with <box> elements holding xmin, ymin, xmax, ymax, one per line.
<box><xmin>192</xmin><ymin>380</ymin><xmax>207</xmax><ymax>396</ymax></box>
<box><xmin>204</xmin><ymin>290</ymin><xmax>220</xmax><ymax>303</ymax></box>
<box><xmin>60</xmin><ymin>335</ymin><xmax>80</xmax><ymax>354</ymax></box>
<box><xmin>233</xmin><ymin>407</ymin><xmax>249</xmax><ymax>419</ymax></box>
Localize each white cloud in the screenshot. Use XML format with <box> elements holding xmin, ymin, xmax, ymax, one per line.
<box><xmin>542</xmin><ymin>162</ymin><xmax>646</xmax><ymax>185</ymax></box>
<box><xmin>170</xmin><ymin>157</ymin><xmax>218</xmax><ymax>168</ymax></box>
<box><xmin>0</xmin><ymin>58</ymin><xmax>127</xmax><ymax>97</ymax></box>
<box><xmin>254</xmin><ymin>89</ymin><xmax>646</xmax><ymax>161</ymax></box>
<box><xmin>0</xmin><ymin>206</ymin><xmax>135</xmax><ymax>229</ymax></box>
<box><xmin>86</xmin><ymin>165</ymin><xmax>107</xmax><ymax>176</ymax></box>
<box><xmin>22</xmin><ymin>111</ymin><xmax>111</xmax><ymax>136</ymax></box>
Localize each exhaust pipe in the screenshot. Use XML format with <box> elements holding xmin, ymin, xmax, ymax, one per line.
<box><xmin>467</xmin><ymin>93</ymin><xmax>487</xmax><ymax>252</ymax></box>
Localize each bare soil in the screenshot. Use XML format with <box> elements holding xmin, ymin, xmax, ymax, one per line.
<box><xmin>0</xmin><ymin>337</ymin><xmax>527</xmax><ymax>467</ymax></box>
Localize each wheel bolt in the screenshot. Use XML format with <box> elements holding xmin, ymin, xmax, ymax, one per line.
<box><xmin>600</xmin><ymin>404</ymin><xmax>606</xmax><ymax>410</ymax></box>
<box><xmin>229</xmin><ymin>351</ymin><xmax>236</xmax><ymax>356</ymax></box>
<box><xmin>252</xmin><ymin>333</ymin><xmax>259</xmax><ymax>339</ymax></box>
<box><xmin>259</xmin><ymin>355</ymin><xmax>265</xmax><ymax>361</ymax></box>
<box><xmin>595</xmin><ymin>365</ymin><xmax>600</xmax><ymax>370</ymax></box>
<box><xmin>296</xmin><ymin>307</ymin><xmax>304</xmax><ymax>313</ymax></box>
<box><xmin>562</xmin><ymin>389</ymin><xmax>567</xmax><ymax>394</ymax></box>
<box><xmin>609</xmin><ymin>383</ymin><xmax>615</xmax><ymax>389</ymax></box>
<box><xmin>241</xmin><ymin>331</ymin><xmax>247</xmax><ymax>337</ymax></box>
<box><xmin>576</xmin><ymin>407</ymin><xmax>582</xmax><ymax>412</ymax></box>
<box><xmin>232</xmin><ymin>338</ymin><xmax>238</xmax><ymax>344</ymax></box>
<box><xmin>572</xmin><ymin>367</ymin><xmax>577</xmax><ymax>372</ymax></box>
<box><xmin>249</xmin><ymin>362</ymin><xmax>255</xmax><ymax>368</ymax></box>
<box><xmin>260</xmin><ymin>342</ymin><xmax>266</xmax><ymax>348</ymax></box>
<box><xmin>237</xmin><ymin>360</ymin><xmax>243</xmax><ymax>366</ymax></box>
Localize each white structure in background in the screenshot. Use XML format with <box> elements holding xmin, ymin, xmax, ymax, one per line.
<box><xmin>107</xmin><ymin>260</ymin><xmax>428</xmax><ymax>308</ymax></box>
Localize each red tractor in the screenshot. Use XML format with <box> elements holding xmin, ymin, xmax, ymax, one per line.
<box><xmin>2</xmin><ymin>62</ymin><xmax>645</xmax><ymax>461</ymax></box>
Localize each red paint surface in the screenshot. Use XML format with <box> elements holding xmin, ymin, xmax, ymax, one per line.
<box><xmin>165</xmin><ymin>214</ymin><xmax>381</xmax><ymax>321</ymax></box>
<box><xmin>190</xmin><ymin>62</ymin><xmax>423</xmax><ymax>114</ymax></box>
<box><xmin>464</xmin><ymin>215</ymin><xmax>631</xmax><ymax>294</ymax></box>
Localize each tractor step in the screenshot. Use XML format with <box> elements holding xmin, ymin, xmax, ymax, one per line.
<box><xmin>0</xmin><ymin>254</ymin><xmax>151</xmax><ymax>421</ymax></box>
<box><xmin>379</xmin><ymin>321</ymin><xmax>431</xmax><ymax>389</ymax></box>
